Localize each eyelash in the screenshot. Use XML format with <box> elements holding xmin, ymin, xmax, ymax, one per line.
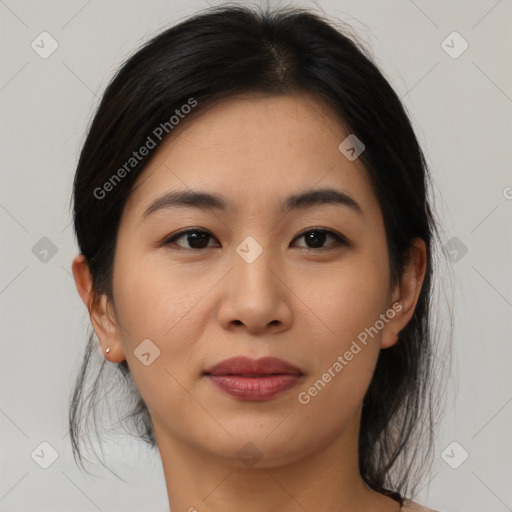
<box><xmin>161</xmin><ymin>228</ymin><xmax>349</xmax><ymax>252</ymax></box>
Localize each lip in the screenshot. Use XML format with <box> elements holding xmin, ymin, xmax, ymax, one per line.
<box><xmin>205</xmin><ymin>356</ymin><xmax>303</xmax><ymax>376</ymax></box>
<box><xmin>204</xmin><ymin>356</ymin><xmax>304</xmax><ymax>401</ymax></box>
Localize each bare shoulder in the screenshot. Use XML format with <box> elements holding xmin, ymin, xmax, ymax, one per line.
<box><xmin>401</xmin><ymin>499</ymin><xmax>442</xmax><ymax>512</ymax></box>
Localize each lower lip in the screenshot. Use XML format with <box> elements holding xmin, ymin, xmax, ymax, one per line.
<box><xmin>206</xmin><ymin>374</ymin><xmax>303</xmax><ymax>401</ymax></box>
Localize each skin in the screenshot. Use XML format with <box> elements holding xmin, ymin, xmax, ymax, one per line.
<box><xmin>72</xmin><ymin>93</ymin><xmax>426</xmax><ymax>512</ymax></box>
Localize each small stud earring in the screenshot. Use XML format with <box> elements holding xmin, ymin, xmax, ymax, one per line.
<box><xmin>105</xmin><ymin>347</ymin><xmax>111</xmax><ymax>354</ymax></box>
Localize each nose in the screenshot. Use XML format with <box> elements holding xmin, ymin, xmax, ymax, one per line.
<box><xmin>216</xmin><ymin>244</ymin><xmax>293</xmax><ymax>335</ymax></box>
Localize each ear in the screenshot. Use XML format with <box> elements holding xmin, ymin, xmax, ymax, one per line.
<box><xmin>71</xmin><ymin>254</ymin><xmax>126</xmax><ymax>363</ymax></box>
<box><xmin>381</xmin><ymin>237</ymin><xmax>427</xmax><ymax>349</ymax></box>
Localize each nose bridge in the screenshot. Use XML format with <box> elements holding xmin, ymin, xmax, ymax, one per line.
<box><xmin>217</xmin><ymin>232</ymin><xmax>291</xmax><ymax>332</ymax></box>
<box><xmin>232</xmin><ymin>233</ymin><xmax>278</xmax><ymax>300</ymax></box>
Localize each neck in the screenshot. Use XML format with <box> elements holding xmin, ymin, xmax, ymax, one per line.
<box><xmin>151</xmin><ymin>410</ymin><xmax>399</xmax><ymax>512</ymax></box>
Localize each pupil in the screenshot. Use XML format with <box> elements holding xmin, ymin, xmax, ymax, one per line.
<box><xmin>306</xmin><ymin>231</ymin><xmax>325</xmax><ymax>248</ymax></box>
<box><xmin>189</xmin><ymin>232</ymin><xmax>208</xmax><ymax>248</ymax></box>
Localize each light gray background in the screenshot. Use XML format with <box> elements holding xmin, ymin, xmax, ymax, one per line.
<box><xmin>1</xmin><ymin>0</ymin><xmax>511</xmax><ymax>511</ymax></box>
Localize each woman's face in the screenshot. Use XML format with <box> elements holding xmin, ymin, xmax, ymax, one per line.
<box><xmin>100</xmin><ymin>93</ymin><xmax>407</xmax><ymax>467</ymax></box>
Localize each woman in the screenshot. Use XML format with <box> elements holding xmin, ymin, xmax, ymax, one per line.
<box><xmin>69</xmin><ymin>4</ymin><xmax>447</xmax><ymax>511</ymax></box>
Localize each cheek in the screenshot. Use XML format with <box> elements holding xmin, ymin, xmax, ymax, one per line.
<box><xmin>295</xmin><ymin>254</ymin><xmax>389</xmax><ymax>347</ymax></box>
<box><xmin>111</xmin><ymin>252</ymin><xmax>213</xmax><ymax>393</ymax></box>
<box><xmin>111</xmin><ymin>257</ymin><xmax>213</xmax><ymax>419</ymax></box>
<box><xmin>291</xmin><ymin>255</ymin><xmax>388</xmax><ymax>409</ymax></box>
<box><xmin>113</xmin><ymin>249</ymin><xmax>210</xmax><ymax>342</ymax></box>
<box><xmin>294</xmin><ymin>345</ymin><xmax>378</xmax><ymax>444</ymax></box>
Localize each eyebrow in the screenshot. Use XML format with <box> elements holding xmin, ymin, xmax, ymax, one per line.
<box><xmin>141</xmin><ymin>187</ymin><xmax>364</xmax><ymax>220</ymax></box>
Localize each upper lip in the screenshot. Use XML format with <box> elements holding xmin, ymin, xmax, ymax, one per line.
<box><xmin>204</xmin><ymin>356</ymin><xmax>303</xmax><ymax>376</ymax></box>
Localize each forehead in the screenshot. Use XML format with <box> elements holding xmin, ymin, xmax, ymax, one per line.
<box><xmin>124</xmin><ymin>93</ymin><xmax>378</xmax><ymax>222</ymax></box>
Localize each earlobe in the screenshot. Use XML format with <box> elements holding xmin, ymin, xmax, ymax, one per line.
<box><xmin>380</xmin><ymin>302</ymin><xmax>402</xmax><ymax>349</ymax></box>
<box><xmin>71</xmin><ymin>254</ymin><xmax>125</xmax><ymax>363</ymax></box>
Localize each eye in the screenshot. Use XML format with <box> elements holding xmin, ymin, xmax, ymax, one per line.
<box><xmin>292</xmin><ymin>228</ymin><xmax>348</xmax><ymax>250</ymax></box>
<box><xmin>163</xmin><ymin>229</ymin><xmax>219</xmax><ymax>250</ymax></box>
<box><xmin>161</xmin><ymin>228</ymin><xmax>348</xmax><ymax>251</ymax></box>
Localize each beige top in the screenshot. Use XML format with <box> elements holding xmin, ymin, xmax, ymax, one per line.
<box><xmin>401</xmin><ymin>499</ymin><xmax>440</xmax><ymax>512</ymax></box>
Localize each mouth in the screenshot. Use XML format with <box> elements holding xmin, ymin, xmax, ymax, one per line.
<box><xmin>203</xmin><ymin>356</ymin><xmax>305</xmax><ymax>401</ymax></box>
